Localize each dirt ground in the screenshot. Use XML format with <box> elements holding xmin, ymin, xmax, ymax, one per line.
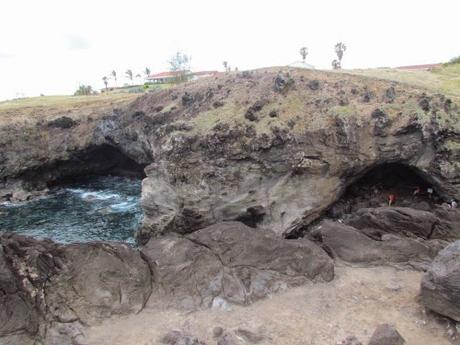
<box><xmin>86</xmin><ymin>265</ymin><xmax>458</xmax><ymax>345</ymax></box>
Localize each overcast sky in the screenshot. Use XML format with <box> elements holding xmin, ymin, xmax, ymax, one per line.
<box><xmin>0</xmin><ymin>0</ymin><xmax>459</xmax><ymax>101</ymax></box>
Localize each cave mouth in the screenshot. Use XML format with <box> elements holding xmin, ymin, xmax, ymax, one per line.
<box><xmin>1</xmin><ymin>145</ymin><xmax>147</xmax><ymax>244</ymax></box>
<box><xmin>22</xmin><ymin>144</ymin><xmax>147</xmax><ymax>190</ymax></box>
<box><xmin>327</xmin><ymin>162</ymin><xmax>441</xmax><ymax>219</ymax></box>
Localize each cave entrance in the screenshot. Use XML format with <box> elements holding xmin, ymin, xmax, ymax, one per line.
<box><xmin>22</xmin><ymin>144</ymin><xmax>147</xmax><ymax>190</ymax></box>
<box><xmin>327</xmin><ymin>163</ymin><xmax>441</xmax><ymax>218</ymax></box>
<box><xmin>3</xmin><ymin>145</ymin><xmax>147</xmax><ymax>244</ymax></box>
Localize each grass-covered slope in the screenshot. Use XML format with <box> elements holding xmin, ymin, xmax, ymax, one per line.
<box><xmin>343</xmin><ymin>63</ymin><xmax>460</xmax><ymax>101</ymax></box>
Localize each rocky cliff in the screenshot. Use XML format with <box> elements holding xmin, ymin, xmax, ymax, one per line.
<box><xmin>1</xmin><ymin>67</ymin><xmax>460</xmax><ymax>344</ymax></box>
<box><xmin>1</xmin><ymin>68</ymin><xmax>459</xmax><ymax>242</ymax></box>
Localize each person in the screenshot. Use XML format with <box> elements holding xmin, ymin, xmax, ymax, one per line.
<box><xmin>388</xmin><ymin>193</ymin><xmax>396</xmax><ymax>206</ymax></box>
<box><xmin>427</xmin><ymin>187</ymin><xmax>433</xmax><ymax>200</ymax></box>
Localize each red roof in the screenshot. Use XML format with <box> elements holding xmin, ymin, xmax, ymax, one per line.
<box><xmin>147</xmin><ymin>71</ymin><xmax>179</xmax><ymax>78</ymax></box>
<box><xmin>147</xmin><ymin>70</ymin><xmax>219</xmax><ymax>79</ymax></box>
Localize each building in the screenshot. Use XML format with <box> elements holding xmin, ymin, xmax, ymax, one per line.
<box><xmin>146</xmin><ymin>70</ymin><xmax>219</xmax><ymax>84</ymax></box>
<box><xmin>287</xmin><ymin>61</ymin><xmax>315</xmax><ymax>69</ymax></box>
<box><xmin>146</xmin><ymin>71</ymin><xmax>182</xmax><ymax>84</ymax></box>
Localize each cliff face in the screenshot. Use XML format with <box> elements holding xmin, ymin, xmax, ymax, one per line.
<box><xmin>1</xmin><ymin>68</ymin><xmax>459</xmax><ymax>241</ymax></box>
<box><xmin>116</xmin><ymin>68</ymin><xmax>460</xmax><ymax>242</ymax></box>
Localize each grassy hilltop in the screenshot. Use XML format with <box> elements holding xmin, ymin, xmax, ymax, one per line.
<box><xmin>343</xmin><ymin>63</ymin><xmax>460</xmax><ymax>101</ymax></box>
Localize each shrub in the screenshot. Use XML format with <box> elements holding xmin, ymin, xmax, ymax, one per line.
<box><xmin>448</xmin><ymin>56</ymin><xmax>460</xmax><ymax>65</ymax></box>
<box><xmin>74</xmin><ymin>85</ymin><xmax>95</xmax><ymax>96</ymax></box>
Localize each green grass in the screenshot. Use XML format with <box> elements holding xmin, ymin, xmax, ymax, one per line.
<box><xmin>343</xmin><ymin>64</ymin><xmax>460</xmax><ymax>101</ymax></box>
<box><xmin>0</xmin><ymin>93</ymin><xmax>139</xmax><ymax>121</ymax></box>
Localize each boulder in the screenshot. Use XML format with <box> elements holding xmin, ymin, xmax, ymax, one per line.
<box><xmin>313</xmin><ymin>220</ymin><xmax>439</xmax><ymax>270</ymax></box>
<box><xmin>45</xmin><ymin>241</ymin><xmax>152</xmax><ymax>324</ymax></box>
<box><xmin>345</xmin><ymin>207</ymin><xmax>439</xmax><ymax>239</ymax></box>
<box><xmin>161</xmin><ymin>330</ymin><xmax>207</xmax><ymax>345</ymax></box>
<box><xmin>421</xmin><ymin>240</ymin><xmax>460</xmax><ymax>321</ymax></box>
<box><xmin>0</xmin><ymin>233</ymin><xmax>152</xmax><ymax>344</ymax></box>
<box><xmin>141</xmin><ymin>222</ymin><xmax>334</xmax><ymax>309</ymax></box>
<box><xmin>368</xmin><ymin>324</ymin><xmax>405</xmax><ymax>345</ymax></box>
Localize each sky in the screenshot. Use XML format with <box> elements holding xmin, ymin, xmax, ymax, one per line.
<box><xmin>0</xmin><ymin>0</ymin><xmax>459</xmax><ymax>101</ymax></box>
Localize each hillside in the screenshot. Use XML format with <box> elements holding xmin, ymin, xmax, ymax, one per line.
<box><xmin>343</xmin><ymin>63</ymin><xmax>460</xmax><ymax>101</ymax></box>
<box><xmin>1</xmin><ymin>67</ymin><xmax>460</xmax><ymax>345</ymax></box>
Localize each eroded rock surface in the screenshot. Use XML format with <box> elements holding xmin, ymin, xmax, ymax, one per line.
<box><xmin>0</xmin><ymin>233</ymin><xmax>152</xmax><ymax>344</ymax></box>
<box><xmin>1</xmin><ymin>68</ymin><xmax>459</xmax><ymax>242</ymax></box>
<box><xmin>368</xmin><ymin>324</ymin><xmax>405</xmax><ymax>345</ymax></box>
<box><xmin>421</xmin><ymin>240</ymin><xmax>460</xmax><ymax>321</ymax></box>
<box><xmin>311</xmin><ymin>206</ymin><xmax>460</xmax><ymax>269</ymax></box>
<box><xmin>141</xmin><ymin>222</ymin><xmax>334</xmax><ymax>309</ymax></box>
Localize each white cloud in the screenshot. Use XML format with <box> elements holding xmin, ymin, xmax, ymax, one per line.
<box><xmin>0</xmin><ymin>0</ymin><xmax>459</xmax><ymax>101</ymax></box>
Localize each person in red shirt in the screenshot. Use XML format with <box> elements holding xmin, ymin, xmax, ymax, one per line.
<box><xmin>388</xmin><ymin>193</ymin><xmax>396</xmax><ymax>206</ymax></box>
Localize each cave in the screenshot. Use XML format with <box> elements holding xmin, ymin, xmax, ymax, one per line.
<box><xmin>20</xmin><ymin>144</ymin><xmax>146</xmax><ymax>190</ymax></box>
<box><xmin>327</xmin><ymin>162</ymin><xmax>441</xmax><ymax>219</ymax></box>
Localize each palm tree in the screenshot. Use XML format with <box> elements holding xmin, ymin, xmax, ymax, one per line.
<box><xmin>125</xmin><ymin>69</ymin><xmax>133</xmax><ymax>84</ymax></box>
<box><xmin>333</xmin><ymin>42</ymin><xmax>347</xmax><ymax>69</ymax></box>
<box><xmin>102</xmin><ymin>76</ymin><xmax>109</xmax><ymax>91</ymax></box>
<box><xmin>111</xmin><ymin>70</ymin><xmax>117</xmax><ymax>86</ymax></box>
<box><xmin>222</xmin><ymin>61</ymin><xmax>228</xmax><ymax>72</ymax></box>
<box><xmin>144</xmin><ymin>67</ymin><xmax>151</xmax><ymax>78</ymax></box>
<box><xmin>299</xmin><ymin>47</ymin><xmax>308</xmax><ymax>62</ymax></box>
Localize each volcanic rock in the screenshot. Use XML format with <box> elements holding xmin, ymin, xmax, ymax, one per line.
<box><xmin>141</xmin><ymin>222</ymin><xmax>334</xmax><ymax>309</ymax></box>
<box><xmin>421</xmin><ymin>240</ymin><xmax>460</xmax><ymax>321</ymax></box>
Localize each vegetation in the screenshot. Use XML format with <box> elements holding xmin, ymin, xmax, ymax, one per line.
<box><xmin>332</xmin><ymin>42</ymin><xmax>347</xmax><ymax>69</ymax></box>
<box><xmin>125</xmin><ymin>69</ymin><xmax>133</xmax><ymax>84</ymax></box>
<box><xmin>0</xmin><ymin>93</ymin><xmax>138</xmax><ymax>121</ymax></box>
<box><xmin>102</xmin><ymin>76</ymin><xmax>109</xmax><ymax>91</ymax></box>
<box><xmin>144</xmin><ymin>67</ymin><xmax>151</xmax><ymax>78</ymax></box>
<box><xmin>168</xmin><ymin>51</ymin><xmax>191</xmax><ymax>83</ymax></box>
<box><xmin>111</xmin><ymin>70</ymin><xmax>117</xmax><ymax>85</ymax></box>
<box><xmin>344</xmin><ymin>63</ymin><xmax>460</xmax><ymax>100</ymax></box>
<box><xmin>74</xmin><ymin>85</ymin><xmax>95</xmax><ymax>96</ymax></box>
<box><xmin>299</xmin><ymin>47</ymin><xmax>308</xmax><ymax>62</ymax></box>
<box><xmin>223</xmin><ymin>61</ymin><xmax>229</xmax><ymax>72</ymax></box>
<box><xmin>447</xmin><ymin>56</ymin><xmax>460</xmax><ymax>65</ymax></box>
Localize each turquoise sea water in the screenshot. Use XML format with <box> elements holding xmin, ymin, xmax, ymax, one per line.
<box><xmin>0</xmin><ymin>176</ymin><xmax>142</xmax><ymax>244</ymax></box>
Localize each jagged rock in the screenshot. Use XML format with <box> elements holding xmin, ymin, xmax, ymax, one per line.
<box><xmin>141</xmin><ymin>222</ymin><xmax>334</xmax><ymax>309</ymax></box>
<box><xmin>45</xmin><ymin>241</ymin><xmax>152</xmax><ymax>325</ymax></box>
<box><xmin>0</xmin><ymin>233</ymin><xmax>152</xmax><ymax>344</ymax></box>
<box><xmin>47</xmin><ymin>116</ymin><xmax>77</xmax><ymax>129</ymax></box>
<box><xmin>245</xmin><ymin>100</ymin><xmax>268</xmax><ymax>121</ymax></box>
<box><xmin>337</xmin><ymin>335</ymin><xmax>362</xmax><ymax>345</ymax></box>
<box><xmin>368</xmin><ymin>324</ymin><xmax>405</xmax><ymax>345</ymax></box>
<box><xmin>1</xmin><ymin>68</ymin><xmax>459</xmax><ymax>241</ymax></box>
<box><xmin>212</xmin><ymin>327</ymin><xmax>224</xmax><ymax>338</ymax></box>
<box><xmin>161</xmin><ymin>330</ymin><xmax>207</xmax><ymax>345</ymax></box>
<box><xmin>307</xmin><ymin>79</ymin><xmax>320</xmax><ymax>90</ymax></box>
<box><xmin>345</xmin><ymin>207</ymin><xmax>440</xmax><ymax>239</ymax></box>
<box><xmin>216</xmin><ymin>332</ymin><xmax>238</xmax><ymax>345</ymax></box>
<box><xmin>421</xmin><ymin>240</ymin><xmax>460</xmax><ymax>321</ymax></box>
<box><xmin>234</xmin><ymin>328</ymin><xmax>265</xmax><ymax>343</ymax></box>
<box><xmin>313</xmin><ymin>220</ymin><xmax>439</xmax><ymax>269</ymax></box>
<box><xmin>273</xmin><ymin>73</ymin><xmax>294</xmax><ymax>93</ymax></box>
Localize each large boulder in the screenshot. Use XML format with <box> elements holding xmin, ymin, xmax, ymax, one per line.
<box><xmin>141</xmin><ymin>222</ymin><xmax>334</xmax><ymax>309</ymax></box>
<box><xmin>312</xmin><ymin>220</ymin><xmax>441</xmax><ymax>270</ymax></box>
<box><xmin>45</xmin><ymin>242</ymin><xmax>152</xmax><ymax>325</ymax></box>
<box><xmin>421</xmin><ymin>240</ymin><xmax>460</xmax><ymax>321</ymax></box>
<box><xmin>368</xmin><ymin>324</ymin><xmax>405</xmax><ymax>345</ymax></box>
<box><xmin>0</xmin><ymin>233</ymin><xmax>152</xmax><ymax>344</ymax></box>
<box><xmin>345</xmin><ymin>207</ymin><xmax>439</xmax><ymax>239</ymax></box>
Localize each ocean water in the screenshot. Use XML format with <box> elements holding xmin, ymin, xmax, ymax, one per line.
<box><xmin>0</xmin><ymin>176</ymin><xmax>142</xmax><ymax>244</ymax></box>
